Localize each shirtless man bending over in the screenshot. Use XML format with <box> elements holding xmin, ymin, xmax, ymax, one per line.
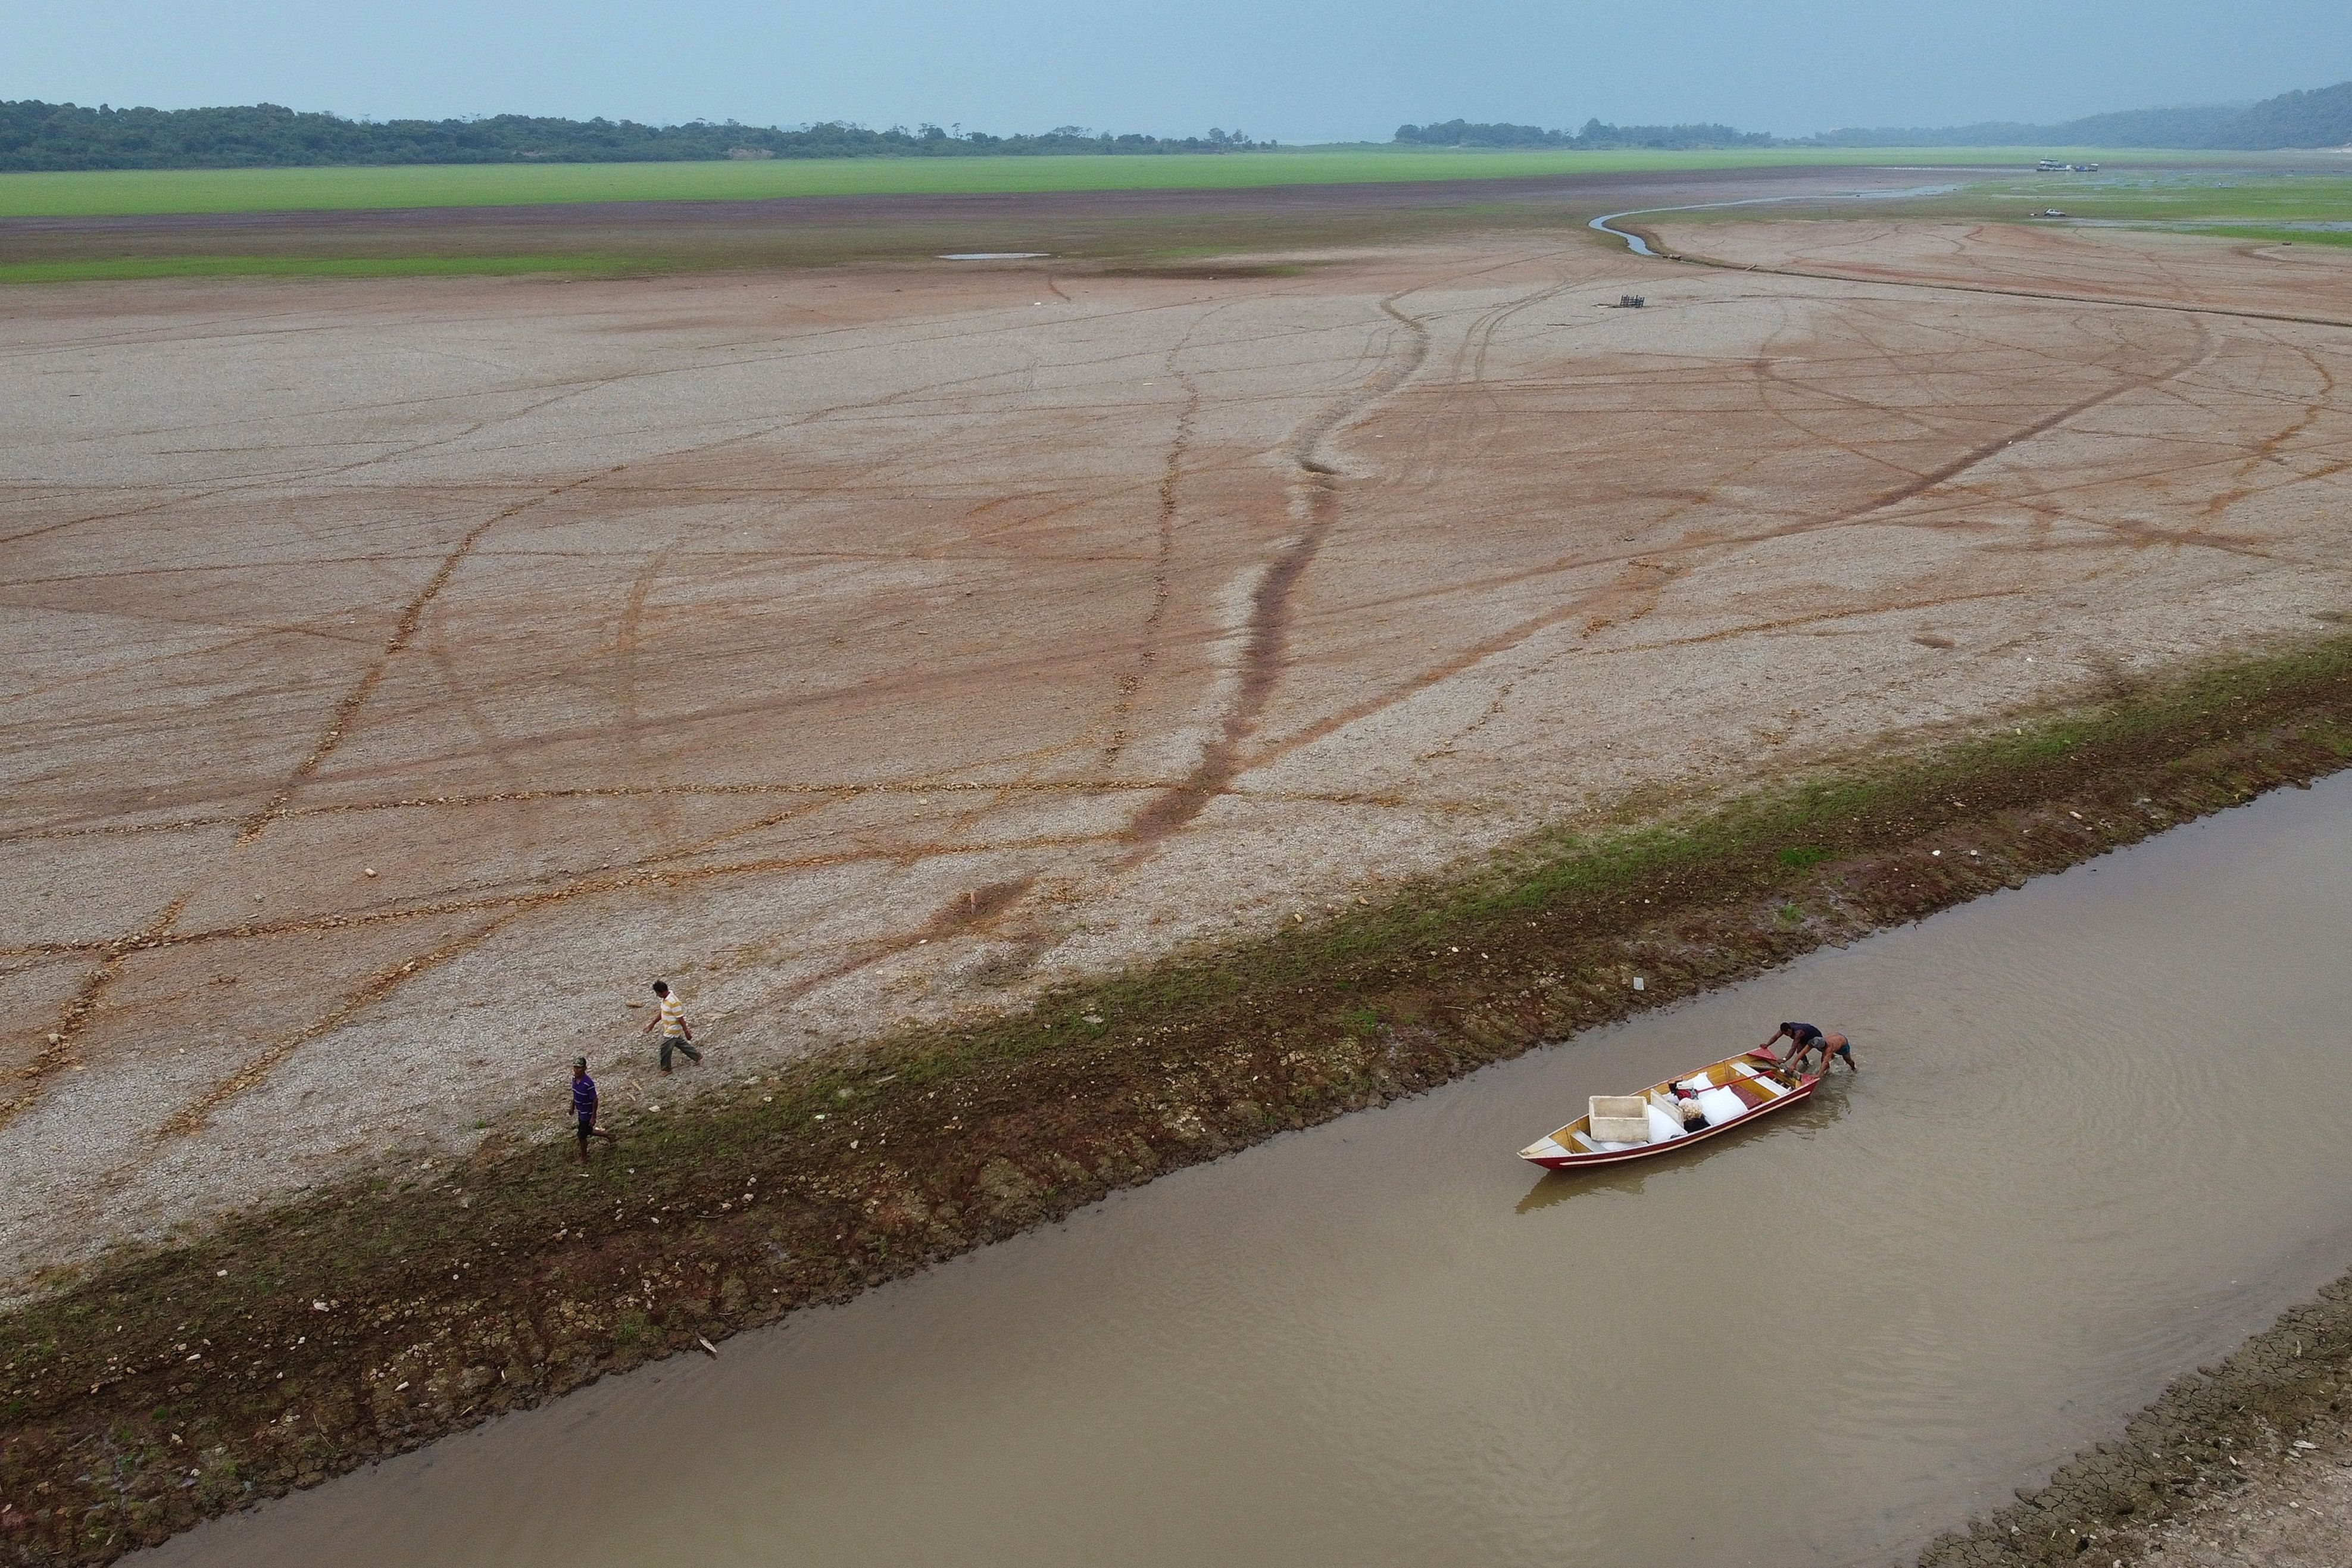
<box><xmin>1760</xmin><ymin>1021</ymin><xmax>1858</xmax><ymax>1073</ymax></box>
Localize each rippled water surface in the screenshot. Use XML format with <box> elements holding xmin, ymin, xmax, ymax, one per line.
<box><xmin>146</xmin><ymin>775</ymin><xmax>2352</xmax><ymax>1567</ymax></box>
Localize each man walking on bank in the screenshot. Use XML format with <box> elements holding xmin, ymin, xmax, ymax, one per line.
<box><xmin>643</xmin><ymin>979</ymin><xmax>702</xmax><ymax>1072</ymax></box>
<box><xmin>571</xmin><ymin>1057</ymin><xmax>617</xmax><ymax>1161</ymax></box>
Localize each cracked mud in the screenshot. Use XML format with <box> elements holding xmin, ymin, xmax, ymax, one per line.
<box><xmin>5</xmin><ymin>218</ymin><xmax>2350</xmax><ymax>1302</ymax></box>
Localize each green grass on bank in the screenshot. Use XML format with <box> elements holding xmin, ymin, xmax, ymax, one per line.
<box><xmin>1959</xmin><ymin>168</ymin><xmax>2352</xmax><ymax>221</ymax></box>
<box><xmin>1645</xmin><ymin>166</ymin><xmax>2352</xmax><ymax>251</ymax></box>
<box><xmin>2171</xmin><ymin>224</ymin><xmax>2352</xmax><ymax>248</ymax></box>
<box><xmin>0</xmin><ymin>252</ymin><xmax>650</xmax><ymax>284</ymax></box>
<box><xmin>7</xmin><ymin>153</ymin><xmax>2337</xmax><ymax>286</ymax></box>
<box><xmin>1877</xmin><ymin>170</ymin><xmax>2352</xmax><ymax>252</ymax></box>
<box><xmin>1792</xmin><ymin>168</ymin><xmax>2352</xmax><ymax>248</ymax></box>
<box><xmin>0</xmin><ymin>146</ymin><xmax>2289</xmax><ymax>218</ymax></box>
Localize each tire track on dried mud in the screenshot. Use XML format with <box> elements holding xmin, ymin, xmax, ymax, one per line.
<box><xmin>0</xmin><ymin>776</ymin><xmax>1440</xmax><ymax>853</ymax></box>
<box><xmin>1100</xmin><ymin>311</ymin><xmax>1222</xmax><ymax>768</ymax></box>
<box><xmin>148</xmin><ymin>909</ymin><xmax>524</xmax><ymax>1143</ymax></box>
<box><xmin>86</xmin><ymin>378</ymin><xmax>943</xmax><ymax>1134</ymax></box>
<box><xmin>130</xmin><ymin>830</ymin><xmax>1095</xmax><ymax>1145</ymax></box>
<box><xmin>2201</xmin><ymin>336</ymin><xmax>2341</xmax><ymax>522</ymax></box>
<box><xmin>1375</xmin><ymin>250</ymin><xmax>1575</xmax><ymax>493</ymax></box>
<box><xmin>1654</xmin><ymin>237</ymin><xmax>2352</xmax><ymax>333</ymax></box>
<box><xmin>1746</xmin><ymin>302</ymin><xmax>2081</xmax><ymax>473</ymax></box>
<box><xmin>744</xmin><ymin>874</ymin><xmax>1044</xmax><ymax>1024</ymax></box>
<box><xmin>1789</xmin><ymin>311</ymin><xmax>2216</xmax><ymax>532</ymax></box>
<box><xmin>1235</xmin><ymin>313</ymin><xmax>2219</xmax><ymax>779</ymax></box>
<box><xmin>771</xmin><ymin>314</ymin><xmax>1217</xmax><ymax>888</ymax></box>
<box><xmin>0</xmin><ymin>894</ymin><xmax>190</xmax><ymax>1127</ymax></box>
<box><xmin>1122</xmin><ymin>289</ymin><xmax>1432</xmax><ymax>849</ymax></box>
<box><xmin>1416</xmin><ymin>555</ymin><xmax>1692</xmax><ymax>764</ymax></box>
<box><xmin>0</xmin><ymin>380</ymin><xmax>613</xmax><ymax>551</ymax></box>
<box><xmin>236</xmin><ymin>468</ymin><xmax>620</xmax><ymax>842</ymax></box>
<box><xmin>0</xmin><ymin>270</ymin><xmax>1476</xmax><ymax>1151</ymax></box>
<box><xmin>1097</xmin><ymin>372</ymin><xmax>1198</xmax><ymax>766</ymax></box>
<box><xmin>0</xmin><ymin>470</ymin><xmax>616</xmax><ymax>1138</ymax></box>
<box><xmin>611</xmin><ymin>527</ymin><xmax>688</xmax><ymax>791</ymax></box>
<box><xmin>1423</xmin><ymin>258</ymin><xmax>1588</xmax><ymax>485</ymax></box>
<box><xmin>1282</xmin><ymin>293</ymin><xmax>1432</xmax><ymax>478</ymax></box>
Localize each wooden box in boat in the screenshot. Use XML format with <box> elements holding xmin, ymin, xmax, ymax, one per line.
<box><xmin>1517</xmin><ymin>1050</ymin><xmax>1816</xmax><ymax>1169</ymax></box>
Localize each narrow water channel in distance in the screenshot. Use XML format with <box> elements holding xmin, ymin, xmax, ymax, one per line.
<box><xmin>148</xmin><ymin>774</ymin><xmax>2352</xmax><ymax>1567</ymax></box>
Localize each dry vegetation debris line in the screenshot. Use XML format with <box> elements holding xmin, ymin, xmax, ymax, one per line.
<box><xmin>2</xmin><ymin>637</ymin><xmax>2350</xmax><ymax>1566</ymax></box>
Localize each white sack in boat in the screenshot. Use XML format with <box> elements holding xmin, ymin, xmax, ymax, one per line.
<box><xmin>1695</xmin><ymin>1086</ymin><xmax>1748</xmax><ymax>1126</ymax></box>
<box><xmin>1644</xmin><ymin>1101</ymin><xmax>1686</xmax><ymax>1142</ymax></box>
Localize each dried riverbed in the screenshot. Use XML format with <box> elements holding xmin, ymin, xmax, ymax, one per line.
<box><xmin>12</xmin><ymin>216</ymin><xmax>2348</xmax><ymax>1297</ymax></box>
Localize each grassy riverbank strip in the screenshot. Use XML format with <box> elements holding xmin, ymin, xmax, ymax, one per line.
<box><xmin>6</xmin><ymin>631</ymin><xmax>2352</xmax><ymax>1564</ymax></box>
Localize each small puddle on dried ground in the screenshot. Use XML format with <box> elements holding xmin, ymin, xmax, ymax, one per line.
<box><xmin>144</xmin><ymin>774</ymin><xmax>2352</xmax><ymax>1567</ymax></box>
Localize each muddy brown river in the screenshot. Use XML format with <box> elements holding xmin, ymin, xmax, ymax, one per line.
<box><xmin>143</xmin><ymin>775</ymin><xmax>2352</xmax><ymax>1567</ymax></box>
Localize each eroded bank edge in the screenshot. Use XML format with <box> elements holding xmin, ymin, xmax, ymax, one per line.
<box><xmin>5</xmin><ymin>630</ymin><xmax>2352</xmax><ymax>1566</ymax></box>
<box><xmin>1914</xmin><ymin>1270</ymin><xmax>2352</xmax><ymax>1566</ymax></box>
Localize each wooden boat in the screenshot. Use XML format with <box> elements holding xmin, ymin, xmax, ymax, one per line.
<box><xmin>1518</xmin><ymin>1050</ymin><xmax>1817</xmax><ymax>1169</ymax></box>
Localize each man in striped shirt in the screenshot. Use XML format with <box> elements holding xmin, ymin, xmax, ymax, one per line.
<box><xmin>571</xmin><ymin>1057</ymin><xmax>616</xmax><ymax>1161</ymax></box>
<box><xmin>642</xmin><ymin>979</ymin><xmax>702</xmax><ymax>1072</ymax></box>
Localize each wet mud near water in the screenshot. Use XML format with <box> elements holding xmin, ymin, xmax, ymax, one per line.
<box><xmin>1920</xmin><ymin>1272</ymin><xmax>2352</xmax><ymax>1566</ymax></box>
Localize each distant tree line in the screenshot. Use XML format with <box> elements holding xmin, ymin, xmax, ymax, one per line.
<box><xmin>1394</xmin><ymin>118</ymin><xmax>1774</xmax><ymax>150</ymax></box>
<box><xmin>0</xmin><ymin>101</ymin><xmax>1275</xmax><ymax>171</ymax></box>
<box><xmin>1398</xmin><ymin>79</ymin><xmax>2352</xmax><ymax>153</ymax></box>
<box><xmin>11</xmin><ymin>79</ymin><xmax>2345</xmax><ymax>172</ymax></box>
<box><xmin>1804</xmin><ymin>79</ymin><xmax>2352</xmax><ymax>149</ymax></box>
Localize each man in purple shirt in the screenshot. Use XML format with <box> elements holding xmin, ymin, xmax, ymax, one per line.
<box><xmin>571</xmin><ymin>1057</ymin><xmax>616</xmax><ymax>1161</ymax></box>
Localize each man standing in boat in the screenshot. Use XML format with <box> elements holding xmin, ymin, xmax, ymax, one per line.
<box><xmin>1760</xmin><ymin>1021</ymin><xmax>1857</xmax><ymax>1073</ymax></box>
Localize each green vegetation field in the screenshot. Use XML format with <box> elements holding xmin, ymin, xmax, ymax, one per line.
<box><xmin>1879</xmin><ymin>169</ymin><xmax>2352</xmax><ymax>248</ymax></box>
<box><xmin>0</xmin><ymin>253</ymin><xmax>646</xmax><ymax>285</ymax></box>
<box><xmin>0</xmin><ymin>145</ymin><xmax>2276</xmax><ymax>218</ymax></box>
<box><xmin>4</xmin><ymin>149</ymin><xmax>2332</xmax><ymax>285</ymax></box>
<box><xmin>1974</xmin><ymin>168</ymin><xmax>2352</xmax><ymax>219</ymax></box>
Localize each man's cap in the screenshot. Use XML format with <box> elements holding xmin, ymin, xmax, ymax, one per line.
<box><xmin>573</xmin><ymin>1057</ymin><xmax>588</xmax><ymax>1070</ymax></box>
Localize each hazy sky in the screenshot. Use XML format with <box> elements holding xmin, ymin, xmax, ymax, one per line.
<box><xmin>14</xmin><ymin>0</ymin><xmax>2351</xmax><ymax>142</ymax></box>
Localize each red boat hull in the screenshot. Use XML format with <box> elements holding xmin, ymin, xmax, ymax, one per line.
<box><xmin>1520</xmin><ymin>1065</ymin><xmax>1819</xmax><ymax>1170</ymax></box>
